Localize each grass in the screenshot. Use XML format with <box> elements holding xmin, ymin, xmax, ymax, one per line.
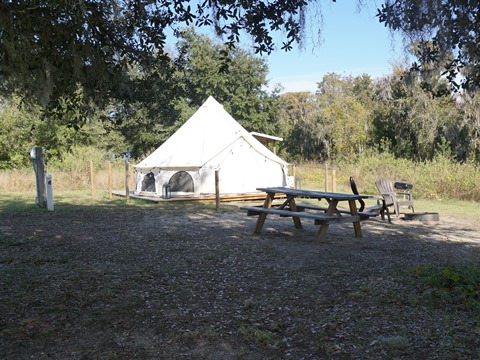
<box><xmin>413</xmin><ymin>198</ymin><xmax>480</xmax><ymax>224</ymax></box>
<box><xmin>0</xmin><ymin>191</ymin><xmax>132</xmax><ymax>214</ymax></box>
<box><xmin>295</xmin><ymin>163</ymin><xmax>479</xmax><ymax>226</ymax></box>
<box><xmin>288</xmin><ymin>184</ymin><xmax>479</xmax><ymax>227</ymax></box>
<box><xmin>0</xmin><ymin>190</ymin><xmax>237</xmax><ymax>220</ymax></box>
<box><xmin>2</xmin><ymin>189</ymin><xmax>478</xmax><ymax>227</ymax></box>
<box><xmin>239</xmin><ymin>325</ymin><xmax>277</xmax><ymax>347</ymax></box>
<box><xmin>295</xmin><ymin>155</ymin><xmax>480</xmax><ymax>202</ymax></box>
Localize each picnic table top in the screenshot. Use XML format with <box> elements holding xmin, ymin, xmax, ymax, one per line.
<box><xmin>257</xmin><ymin>187</ymin><xmax>369</xmax><ymax>201</ymax></box>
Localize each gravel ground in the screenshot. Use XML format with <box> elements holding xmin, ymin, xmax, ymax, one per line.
<box><xmin>1</xmin><ymin>202</ymin><xmax>480</xmax><ymax>359</ymax></box>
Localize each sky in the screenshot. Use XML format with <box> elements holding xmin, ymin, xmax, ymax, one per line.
<box><xmin>260</xmin><ymin>1</ymin><xmax>407</xmax><ymax>93</ymax></box>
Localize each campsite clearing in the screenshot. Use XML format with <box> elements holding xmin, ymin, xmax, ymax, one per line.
<box><xmin>1</xmin><ymin>193</ymin><xmax>480</xmax><ymax>359</ymax></box>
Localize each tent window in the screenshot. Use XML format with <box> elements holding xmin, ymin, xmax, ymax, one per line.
<box><xmin>141</xmin><ymin>172</ymin><xmax>156</xmax><ymax>192</ymax></box>
<box><xmin>169</xmin><ymin>171</ymin><xmax>194</xmax><ymax>192</ymax></box>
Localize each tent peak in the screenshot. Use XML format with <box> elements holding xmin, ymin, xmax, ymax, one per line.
<box><xmin>203</xmin><ymin>96</ymin><xmax>223</xmax><ymax>109</ymax></box>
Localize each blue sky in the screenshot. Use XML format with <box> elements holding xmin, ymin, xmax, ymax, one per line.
<box><xmin>260</xmin><ymin>1</ymin><xmax>407</xmax><ymax>93</ymax></box>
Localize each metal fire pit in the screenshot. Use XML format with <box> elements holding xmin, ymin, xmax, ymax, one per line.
<box><xmin>404</xmin><ymin>212</ymin><xmax>439</xmax><ymax>222</ymax></box>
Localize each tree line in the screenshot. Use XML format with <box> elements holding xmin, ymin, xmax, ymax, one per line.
<box><xmin>1</xmin><ymin>29</ymin><xmax>479</xmax><ymax>170</ymax></box>
<box><xmin>278</xmin><ymin>72</ymin><xmax>480</xmax><ymax>164</ymax></box>
<box><xmin>2</xmin><ymin>0</ymin><xmax>480</xmax><ymax>169</ymax></box>
<box><xmin>2</xmin><ymin>0</ymin><xmax>479</xmax><ymax>112</ymax></box>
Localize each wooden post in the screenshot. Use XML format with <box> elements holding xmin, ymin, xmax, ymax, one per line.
<box><xmin>332</xmin><ymin>169</ymin><xmax>336</xmax><ymax>192</ymax></box>
<box><xmin>46</xmin><ymin>173</ymin><xmax>54</xmax><ymax>211</ymax></box>
<box><xmin>324</xmin><ymin>164</ymin><xmax>328</xmax><ymax>192</ymax></box>
<box><xmin>292</xmin><ymin>164</ymin><xmax>296</xmax><ymax>188</ymax></box>
<box><xmin>215</xmin><ymin>170</ymin><xmax>220</xmax><ymax>211</ymax></box>
<box><xmin>125</xmin><ymin>159</ymin><xmax>130</xmax><ymax>202</ymax></box>
<box><xmin>90</xmin><ymin>160</ymin><xmax>94</xmax><ymax>195</ymax></box>
<box><xmin>108</xmin><ymin>162</ymin><xmax>112</xmax><ymax>200</ymax></box>
<box><xmin>32</xmin><ymin>147</ymin><xmax>46</xmax><ymax>208</ymax></box>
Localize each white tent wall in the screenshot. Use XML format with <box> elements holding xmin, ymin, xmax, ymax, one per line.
<box><xmin>135</xmin><ymin>139</ymin><xmax>287</xmax><ymax>196</ymax></box>
<box><xmin>134</xmin><ymin>96</ymin><xmax>290</xmax><ymax>197</ymax></box>
<box><xmin>206</xmin><ymin>137</ymin><xmax>287</xmax><ymax>194</ymax></box>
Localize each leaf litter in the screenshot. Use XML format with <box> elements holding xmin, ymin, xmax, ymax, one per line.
<box><xmin>1</xmin><ymin>203</ymin><xmax>480</xmax><ymax>359</ymax></box>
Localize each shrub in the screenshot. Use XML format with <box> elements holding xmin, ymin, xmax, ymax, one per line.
<box><xmin>413</xmin><ymin>264</ymin><xmax>480</xmax><ymax>309</ymax></box>
<box><xmin>1</xmin><ymin>148</ymin><xmax>479</xmax><ymax>201</ymax></box>
<box><xmin>295</xmin><ymin>152</ymin><xmax>480</xmax><ymax>201</ymax></box>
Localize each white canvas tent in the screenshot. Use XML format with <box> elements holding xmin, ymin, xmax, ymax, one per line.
<box><xmin>135</xmin><ymin>96</ymin><xmax>290</xmax><ymax>197</ymax></box>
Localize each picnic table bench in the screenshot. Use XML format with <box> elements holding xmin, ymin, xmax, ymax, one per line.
<box><xmin>243</xmin><ymin>204</ymin><xmax>378</xmax><ymax>220</ymax></box>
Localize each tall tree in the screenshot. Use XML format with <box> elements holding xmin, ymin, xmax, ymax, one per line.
<box><xmin>277</xmin><ymin>91</ymin><xmax>331</xmax><ymax>161</ymax></box>
<box><xmin>2</xmin><ymin>1</ymin><xmax>479</xmax><ymax>112</ymax></box>
<box><xmin>278</xmin><ymin>74</ymin><xmax>375</xmax><ymax>161</ymax></box>
<box><xmin>0</xmin><ymin>96</ymin><xmax>128</xmax><ymax>168</ymax></box>
<box><xmin>2</xmin><ymin>0</ymin><xmax>479</xmax><ymax>132</ymax></box>
<box><xmin>0</xmin><ymin>98</ymin><xmax>38</xmax><ymax>169</ymax></box>
<box><xmin>174</xmin><ymin>28</ymin><xmax>280</xmax><ymax>134</ymax></box>
<box><xmin>377</xmin><ymin>0</ymin><xmax>480</xmax><ymax>91</ymax></box>
<box><xmin>459</xmin><ymin>93</ymin><xmax>480</xmax><ymax>163</ymax></box>
<box><xmin>0</xmin><ymin>0</ymin><xmax>310</xmax><ymax>116</ymax></box>
<box><xmin>372</xmin><ymin>68</ymin><xmax>461</xmax><ymax>161</ymax></box>
<box><xmin>114</xmin><ymin>28</ymin><xmax>281</xmax><ymax>158</ymax></box>
<box><xmin>316</xmin><ymin>74</ymin><xmax>372</xmax><ymax>159</ymax></box>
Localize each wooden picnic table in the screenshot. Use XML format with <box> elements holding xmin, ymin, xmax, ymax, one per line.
<box><xmin>241</xmin><ymin>187</ymin><xmax>374</xmax><ymax>241</ymax></box>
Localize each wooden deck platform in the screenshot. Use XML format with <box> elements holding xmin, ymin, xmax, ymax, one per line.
<box><xmin>112</xmin><ymin>190</ymin><xmax>274</xmax><ymax>203</ymax></box>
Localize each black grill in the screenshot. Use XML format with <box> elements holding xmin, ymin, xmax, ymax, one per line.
<box><xmin>394</xmin><ymin>181</ymin><xmax>413</xmax><ymax>190</ymax></box>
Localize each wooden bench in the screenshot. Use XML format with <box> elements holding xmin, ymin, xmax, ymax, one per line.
<box><xmin>242</xmin><ymin>206</ymin><xmax>340</xmax><ymax>223</ymax></box>
<box><xmin>241</xmin><ymin>206</ymin><xmax>377</xmax><ymax>224</ymax></box>
<box><xmin>295</xmin><ymin>203</ymin><xmax>380</xmax><ymax>219</ymax></box>
<box><xmin>363</xmin><ymin>203</ymin><xmax>385</xmax><ymax>214</ymax></box>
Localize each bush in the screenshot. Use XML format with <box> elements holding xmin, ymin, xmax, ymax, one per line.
<box><xmin>47</xmin><ymin>146</ymin><xmax>109</xmax><ymax>171</ymax></box>
<box><xmin>1</xmin><ymin>147</ymin><xmax>479</xmax><ymax>201</ymax></box>
<box><xmin>295</xmin><ymin>152</ymin><xmax>480</xmax><ymax>201</ymax></box>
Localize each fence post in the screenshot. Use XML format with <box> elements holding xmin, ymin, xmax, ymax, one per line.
<box><xmin>215</xmin><ymin>169</ymin><xmax>220</xmax><ymax>211</ymax></box>
<box><xmin>90</xmin><ymin>160</ymin><xmax>94</xmax><ymax>195</ymax></box>
<box><xmin>46</xmin><ymin>173</ymin><xmax>54</xmax><ymax>211</ymax></box>
<box><xmin>108</xmin><ymin>161</ymin><xmax>112</xmax><ymax>200</ymax></box>
<box><xmin>332</xmin><ymin>169</ymin><xmax>336</xmax><ymax>192</ymax></box>
<box><xmin>125</xmin><ymin>159</ymin><xmax>130</xmax><ymax>202</ymax></box>
<box><xmin>291</xmin><ymin>163</ymin><xmax>296</xmax><ymax>188</ymax></box>
<box><xmin>31</xmin><ymin>147</ymin><xmax>46</xmax><ymax>208</ymax></box>
<box><xmin>324</xmin><ymin>164</ymin><xmax>328</xmax><ymax>192</ymax></box>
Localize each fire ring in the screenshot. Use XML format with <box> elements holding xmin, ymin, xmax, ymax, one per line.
<box><xmin>403</xmin><ymin>212</ymin><xmax>440</xmax><ymax>222</ymax></box>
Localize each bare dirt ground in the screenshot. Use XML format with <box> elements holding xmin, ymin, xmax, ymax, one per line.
<box><xmin>1</xmin><ymin>201</ymin><xmax>480</xmax><ymax>359</ymax></box>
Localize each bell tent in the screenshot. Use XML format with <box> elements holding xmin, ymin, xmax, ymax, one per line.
<box><xmin>134</xmin><ymin>96</ymin><xmax>290</xmax><ymax>197</ymax></box>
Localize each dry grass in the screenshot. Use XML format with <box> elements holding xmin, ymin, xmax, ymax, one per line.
<box><xmin>0</xmin><ymin>163</ymin><xmax>133</xmax><ymax>193</ymax></box>
<box><xmin>294</xmin><ymin>158</ymin><xmax>480</xmax><ymax>202</ymax></box>
<box><xmin>3</xmin><ymin>158</ymin><xmax>479</xmax><ymax>202</ymax></box>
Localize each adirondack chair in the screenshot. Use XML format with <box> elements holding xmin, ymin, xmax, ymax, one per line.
<box><xmin>375</xmin><ymin>177</ymin><xmax>414</xmax><ymax>216</ymax></box>
<box><xmin>350</xmin><ymin>177</ymin><xmax>391</xmax><ymax>223</ymax></box>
